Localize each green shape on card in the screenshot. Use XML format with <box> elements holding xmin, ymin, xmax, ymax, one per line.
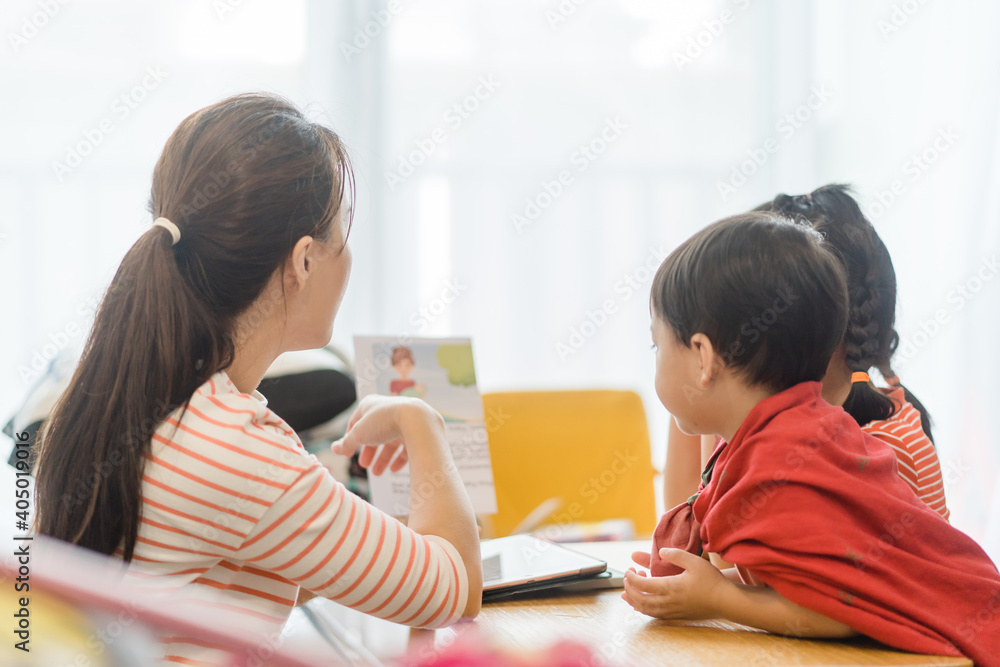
<box><xmin>437</xmin><ymin>344</ymin><xmax>477</xmax><ymax>387</ymax></box>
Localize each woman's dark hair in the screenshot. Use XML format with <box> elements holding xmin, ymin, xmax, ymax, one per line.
<box><xmin>755</xmin><ymin>184</ymin><xmax>934</xmax><ymax>440</ymax></box>
<box><xmin>652</xmin><ymin>212</ymin><xmax>849</xmax><ymax>393</ymax></box>
<box><xmin>35</xmin><ymin>93</ymin><xmax>355</xmax><ymax>560</ymax></box>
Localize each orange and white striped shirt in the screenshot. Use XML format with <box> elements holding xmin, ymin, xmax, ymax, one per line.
<box><xmin>122</xmin><ymin>371</ymin><xmax>468</xmax><ymax>665</ymax></box>
<box><xmin>863</xmin><ymin>387</ymin><xmax>949</xmax><ymax>521</ymax></box>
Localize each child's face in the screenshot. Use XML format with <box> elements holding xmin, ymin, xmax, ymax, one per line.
<box><xmin>651</xmin><ymin>316</ymin><xmax>708</xmax><ymax>436</ymax></box>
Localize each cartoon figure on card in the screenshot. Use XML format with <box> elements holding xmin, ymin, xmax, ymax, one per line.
<box><xmin>390</xmin><ymin>346</ymin><xmax>426</xmax><ymax>398</ymax></box>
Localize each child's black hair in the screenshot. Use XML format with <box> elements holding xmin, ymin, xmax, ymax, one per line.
<box><xmin>652</xmin><ymin>212</ymin><xmax>849</xmax><ymax>394</ymax></box>
<box><xmin>755</xmin><ymin>184</ymin><xmax>934</xmax><ymax>441</ymax></box>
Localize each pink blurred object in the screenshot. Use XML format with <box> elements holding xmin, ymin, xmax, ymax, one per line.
<box><xmin>0</xmin><ymin>535</ymin><xmax>333</xmax><ymax>667</ymax></box>
<box><xmin>401</xmin><ymin>630</ymin><xmax>616</xmax><ymax>667</ymax></box>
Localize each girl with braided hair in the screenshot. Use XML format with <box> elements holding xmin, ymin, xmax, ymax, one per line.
<box><xmin>756</xmin><ymin>184</ymin><xmax>947</xmax><ymax>520</ymax></box>
<box><xmin>664</xmin><ymin>184</ymin><xmax>948</xmax><ymax>521</ymax></box>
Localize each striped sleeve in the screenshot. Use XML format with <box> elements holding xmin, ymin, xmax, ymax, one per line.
<box><xmin>234</xmin><ymin>458</ymin><xmax>469</xmax><ymax>629</ymax></box>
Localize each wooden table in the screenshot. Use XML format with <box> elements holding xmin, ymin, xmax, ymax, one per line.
<box><xmin>295</xmin><ymin>541</ymin><xmax>972</xmax><ymax>666</ymax></box>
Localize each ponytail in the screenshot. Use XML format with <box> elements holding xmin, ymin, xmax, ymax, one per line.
<box><xmin>35</xmin><ymin>228</ymin><xmax>230</xmax><ymax>559</ymax></box>
<box><xmin>840</xmin><ymin>280</ymin><xmax>896</xmax><ymax>426</ymax></box>
<box><xmin>34</xmin><ymin>93</ymin><xmax>353</xmax><ymax>559</ymax></box>
<box><xmin>877</xmin><ymin>361</ymin><xmax>936</xmax><ymax>445</ymax></box>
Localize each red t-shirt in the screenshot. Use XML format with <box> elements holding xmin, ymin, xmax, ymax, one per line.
<box><xmin>688</xmin><ymin>382</ymin><xmax>999</xmax><ymax>665</ymax></box>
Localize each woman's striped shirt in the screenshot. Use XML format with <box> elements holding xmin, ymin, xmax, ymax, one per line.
<box><xmin>121</xmin><ymin>371</ymin><xmax>468</xmax><ymax>665</ymax></box>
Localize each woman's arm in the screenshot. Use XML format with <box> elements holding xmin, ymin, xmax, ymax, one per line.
<box><xmin>236</xmin><ymin>394</ymin><xmax>480</xmax><ymax>627</ymax></box>
<box><xmin>393</xmin><ymin>401</ymin><xmax>482</xmax><ymax>617</ymax></box>
<box><xmin>237</xmin><ymin>451</ymin><xmax>475</xmax><ymax>626</ymax></box>
<box><xmin>331</xmin><ymin>395</ymin><xmax>482</xmax><ymax>618</ymax></box>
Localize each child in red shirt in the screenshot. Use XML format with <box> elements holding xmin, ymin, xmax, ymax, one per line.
<box><xmin>665</xmin><ymin>185</ymin><xmax>949</xmax><ymax>520</ymax></box>
<box><xmin>628</xmin><ymin>212</ymin><xmax>1000</xmax><ymax>665</ymax></box>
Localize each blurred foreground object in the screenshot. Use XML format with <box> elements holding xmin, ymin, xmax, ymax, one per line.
<box><xmin>0</xmin><ymin>535</ymin><xmax>335</xmax><ymax>666</ymax></box>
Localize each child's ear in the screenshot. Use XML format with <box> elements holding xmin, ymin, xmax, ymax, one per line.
<box><xmin>689</xmin><ymin>333</ymin><xmax>723</xmax><ymax>387</ymax></box>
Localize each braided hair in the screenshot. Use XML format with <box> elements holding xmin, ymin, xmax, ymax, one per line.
<box><xmin>754</xmin><ymin>184</ymin><xmax>935</xmax><ymax>440</ymax></box>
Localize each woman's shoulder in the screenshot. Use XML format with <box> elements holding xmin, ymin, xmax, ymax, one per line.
<box><xmin>144</xmin><ymin>372</ymin><xmax>321</xmax><ymax>536</ymax></box>
<box><xmin>183</xmin><ymin>371</ymin><xmax>305</xmax><ymax>455</ymax></box>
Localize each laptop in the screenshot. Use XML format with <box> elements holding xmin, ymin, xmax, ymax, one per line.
<box><xmin>481</xmin><ymin>534</ymin><xmax>615</xmax><ymax>601</ymax></box>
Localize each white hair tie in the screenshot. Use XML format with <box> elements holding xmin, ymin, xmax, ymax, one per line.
<box><xmin>152</xmin><ymin>217</ymin><xmax>181</xmax><ymax>246</ymax></box>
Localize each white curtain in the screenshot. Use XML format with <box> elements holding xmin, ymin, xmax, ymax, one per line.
<box><xmin>2</xmin><ymin>0</ymin><xmax>998</xmax><ymax>560</ymax></box>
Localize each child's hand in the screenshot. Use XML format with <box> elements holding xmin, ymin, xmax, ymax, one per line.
<box><xmin>622</xmin><ymin>548</ymin><xmax>732</xmax><ymax>621</ymax></box>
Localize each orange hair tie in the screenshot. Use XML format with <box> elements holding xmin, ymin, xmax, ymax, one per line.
<box><xmin>851</xmin><ymin>372</ymin><xmax>871</xmax><ymax>384</ymax></box>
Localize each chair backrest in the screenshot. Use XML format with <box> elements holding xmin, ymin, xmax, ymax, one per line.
<box><xmin>482</xmin><ymin>390</ymin><xmax>657</xmax><ymax>538</ymax></box>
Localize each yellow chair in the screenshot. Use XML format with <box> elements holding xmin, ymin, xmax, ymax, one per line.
<box><xmin>481</xmin><ymin>390</ymin><xmax>657</xmax><ymax>539</ymax></box>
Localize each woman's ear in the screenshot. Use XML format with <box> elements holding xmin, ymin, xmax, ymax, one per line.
<box><xmin>689</xmin><ymin>333</ymin><xmax>721</xmax><ymax>387</ymax></box>
<box><xmin>285</xmin><ymin>236</ymin><xmax>314</xmax><ymax>292</ymax></box>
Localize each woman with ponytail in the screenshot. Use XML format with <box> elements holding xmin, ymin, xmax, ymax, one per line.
<box><xmin>665</xmin><ymin>184</ymin><xmax>948</xmax><ymax>521</ymax></box>
<box><xmin>34</xmin><ymin>93</ymin><xmax>482</xmax><ymax>664</ymax></box>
